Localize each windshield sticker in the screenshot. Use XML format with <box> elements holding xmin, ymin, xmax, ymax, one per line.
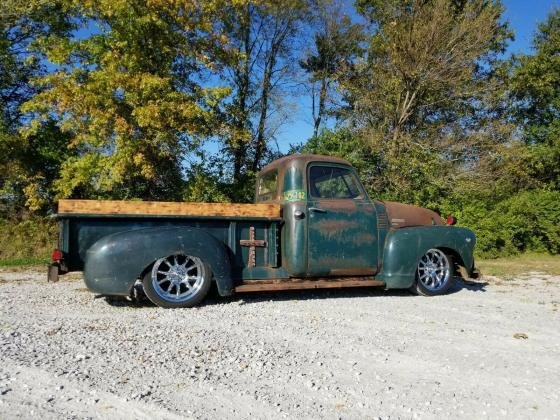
<box><xmin>283</xmin><ymin>190</ymin><xmax>306</xmax><ymax>202</ymax></box>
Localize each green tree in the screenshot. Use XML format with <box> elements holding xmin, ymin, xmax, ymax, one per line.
<box><xmin>510</xmin><ymin>9</ymin><xmax>560</xmax><ymax>190</ymax></box>
<box><xmin>22</xmin><ymin>0</ymin><xmax>235</xmax><ymax>202</ymax></box>
<box><xmin>1</xmin><ymin>0</ymin><xmax>71</xmax><ymax>128</ymax></box>
<box><xmin>299</xmin><ymin>2</ymin><xmax>363</xmax><ymax>137</ymax></box>
<box><xmin>434</xmin><ymin>9</ymin><xmax>560</xmax><ymax>258</ymax></box>
<box><xmin>0</xmin><ymin>0</ymin><xmax>73</xmax><ymax>216</ymax></box>
<box><xmin>342</xmin><ymin>0</ymin><xmax>511</xmax><ymax>204</ymax></box>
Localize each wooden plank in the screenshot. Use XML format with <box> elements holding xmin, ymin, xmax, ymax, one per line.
<box><xmin>234</xmin><ymin>278</ymin><xmax>384</xmax><ymax>292</ymax></box>
<box><xmin>58</xmin><ymin>199</ymin><xmax>281</xmax><ymax>218</ymax></box>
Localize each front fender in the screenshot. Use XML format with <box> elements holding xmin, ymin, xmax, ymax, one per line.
<box><xmin>377</xmin><ymin>226</ymin><xmax>476</xmax><ymax>289</ymax></box>
<box><xmin>84</xmin><ymin>226</ymin><xmax>233</xmax><ymax>296</ymax></box>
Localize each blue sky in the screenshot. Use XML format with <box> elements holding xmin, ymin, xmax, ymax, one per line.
<box><xmin>275</xmin><ymin>0</ymin><xmax>560</xmax><ymax>153</ymax></box>
<box><xmin>504</xmin><ymin>0</ymin><xmax>559</xmax><ymax>54</ymax></box>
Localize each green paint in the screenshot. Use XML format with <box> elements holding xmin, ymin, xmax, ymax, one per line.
<box><xmin>56</xmin><ymin>154</ymin><xmax>477</xmax><ymax>298</ymax></box>
<box><xmin>377</xmin><ymin>226</ymin><xmax>476</xmax><ymax>288</ymax></box>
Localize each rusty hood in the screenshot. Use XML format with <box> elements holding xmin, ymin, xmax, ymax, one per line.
<box><xmin>383</xmin><ymin>201</ymin><xmax>442</xmax><ymax>228</ymax></box>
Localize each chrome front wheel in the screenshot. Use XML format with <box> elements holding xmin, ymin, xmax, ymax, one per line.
<box><xmin>413</xmin><ymin>249</ymin><xmax>453</xmax><ymax>296</ymax></box>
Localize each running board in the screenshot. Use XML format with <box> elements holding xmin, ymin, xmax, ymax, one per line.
<box><xmin>234</xmin><ymin>277</ymin><xmax>384</xmax><ymax>293</ymax></box>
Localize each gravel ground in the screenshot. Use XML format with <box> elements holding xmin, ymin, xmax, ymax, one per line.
<box><xmin>0</xmin><ymin>268</ymin><xmax>559</xmax><ymax>419</ymax></box>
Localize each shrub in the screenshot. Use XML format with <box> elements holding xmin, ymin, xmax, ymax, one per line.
<box><xmin>0</xmin><ymin>218</ymin><xmax>58</xmax><ymax>263</ymax></box>
<box><xmin>445</xmin><ymin>190</ymin><xmax>560</xmax><ymax>258</ymax></box>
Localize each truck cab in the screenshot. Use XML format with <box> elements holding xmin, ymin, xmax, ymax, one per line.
<box><xmin>255</xmin><ymin>154</ymin><xmax>381</xmax><ymax>278</ymax></box>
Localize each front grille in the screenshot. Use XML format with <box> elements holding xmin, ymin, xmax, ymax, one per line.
<box><xmin>377</xmin><ymin>212</ymin><xmax>389</xmax><ymax>230</ymax></box>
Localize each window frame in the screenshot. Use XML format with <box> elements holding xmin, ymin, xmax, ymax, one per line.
<box><xmin>306</xmin><ymin>163</ymin><xmax>366</xmax><ymax>201</ymax></box>
<box><xmin>255</xmin><ymin>169</ymin><xmax>279</xmax><ymax>202</ymax></box>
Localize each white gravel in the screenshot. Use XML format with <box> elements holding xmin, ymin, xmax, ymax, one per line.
<box><xmin>0</xmin><ymin>268</ymin><xmax>559</xmax><ymax>419</ymax></box>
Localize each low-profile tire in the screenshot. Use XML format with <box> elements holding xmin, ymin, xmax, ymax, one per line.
<box><xmin>411</xmin><ymin>248</ymin><xmax>453</xmax><ymax>296</ymax></box>
<box><xmin>142</xmin><ymin>254</ymin><xmax>211</xmax><ymax>308</ymax></box>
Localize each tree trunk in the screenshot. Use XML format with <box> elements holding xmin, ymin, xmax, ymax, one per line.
<box><xmin>313</xmin><ymin>77</ymin><xmax>328</xmax><ymax>138</ymax></box>
<box><xmin>252</xmin><ymin>22</ymin><xmax>289</xmax><ymax>172</ymax></box>
<box><xmin>233</xmin><ymin>6</ymin><xmax>252</xmax><ymax>182</ymax></box>
<box><xmin>252</xmin><ymin>53</ymin><xmax>275</xmax><ymax>172</ymax></box>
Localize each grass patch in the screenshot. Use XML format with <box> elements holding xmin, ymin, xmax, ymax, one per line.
<box><xmin>478</xmin><ymin>253</ymin><xmax>560</xmax><ymax>277</ymax></box>
<box><xmin>0</xmin><ymin>257</ymin><xmax>50</xmax><ymax>267</ymax></box>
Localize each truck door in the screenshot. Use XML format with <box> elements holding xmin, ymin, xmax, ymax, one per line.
<box><xmin>306</xmin><ymin>164</ymin><xmax>378</xmax><ymax>277</ymax></box>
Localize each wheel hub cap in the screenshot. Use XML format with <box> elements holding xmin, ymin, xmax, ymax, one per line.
<box><xmin>417</xmin><ymin>249</ymin><xmax>451</xmax><ymax>292</ymax></box>
<box><xmin>150</xmin><ymin>255</ymin><xmax>205</xmax><ymax>303</ymax></box>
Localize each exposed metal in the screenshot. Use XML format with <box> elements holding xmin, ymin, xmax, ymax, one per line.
<box><xmin>239</xmin><ymin>226</ymin><xmax>267</xmax><ymax>268</ymax></box>
<box><xmin>234</xmin><ymin>277</ymin><xmax>384</xmax><ymax>292</ymax></box>
<box><xmin>384</xmin><ymin>201</ymin><xmax>443</xmax><ymax>228</ymax></box>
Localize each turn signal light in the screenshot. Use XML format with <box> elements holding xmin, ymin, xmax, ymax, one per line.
<box><xmin>446</xmin><ymin>215</ymin><xmax>457</xmax><ymax>226</ymax></box>
<box><xmin>51</xmin><ymin>249</ymin><xmax>63</xmax><ymax>262</ymax></box>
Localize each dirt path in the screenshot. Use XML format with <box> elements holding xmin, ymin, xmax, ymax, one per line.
<box><xmin>0</xmin><ymin>269</ymin><xmax>559</xmax><ymax>419</ymax></box>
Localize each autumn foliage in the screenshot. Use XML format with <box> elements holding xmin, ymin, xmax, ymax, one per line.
<box><xmin>1</xmin><ymin>0</ymin><xmax>559</xmax><ymax>258</ymax></box>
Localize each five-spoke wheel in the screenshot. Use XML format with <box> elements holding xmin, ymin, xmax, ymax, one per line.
<box><xmin>412</xmin><ymin>248</ymin><xmax>453</xmax><ymax>296</ymax></box>
<box><xmin>142</xmin><ymin>254</ymin><xmax>211</xmax><ymax>308</ymax></box>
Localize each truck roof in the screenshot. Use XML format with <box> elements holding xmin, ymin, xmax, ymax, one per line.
<box><xmin>260</xmin><ymin>154</ymin><xmax>352</xmax><ymax>174</ymax></box>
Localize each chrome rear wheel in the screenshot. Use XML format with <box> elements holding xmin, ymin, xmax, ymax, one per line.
<box><xmin>143</xmin><ymin>254</ymin><xmax>211</xmax><ymax>308</ymax></box>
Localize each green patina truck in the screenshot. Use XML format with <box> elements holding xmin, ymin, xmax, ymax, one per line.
<box><xmin>49</xmin><ymin>154</ymin><xmax>477</xmax><ymax>308</ymax></box>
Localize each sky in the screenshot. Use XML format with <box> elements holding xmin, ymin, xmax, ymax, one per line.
<box><xmin>274</xmin><ymin>0</ymin><xmax>560</xmax><ymax>153</ymax></box>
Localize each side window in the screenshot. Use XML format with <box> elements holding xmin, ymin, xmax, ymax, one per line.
<box><xmin>309</xmin><ymin>166</ymin><xmax>363</xmax><ymax>199</ymax></box>
<box><xmin>256</xmin><ymin>170</ymin><xmax>278</xmax><ymax>202</ymax></box>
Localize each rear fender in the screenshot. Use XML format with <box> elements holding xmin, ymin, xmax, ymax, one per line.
<box><xmin>84</xmin><ymin>227</ymin><xmax>233</xmax><ymax>296</ymax></box>
<box><xmin>377</xmin><ymin>226</ymin><xmax>476</xmax><ymax>289</ymax></box>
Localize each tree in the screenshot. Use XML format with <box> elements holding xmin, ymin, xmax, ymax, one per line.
<box><xmin>300</xmin><ymin>2</ymin><xmax>363</xmax><ymax>138</ymax></box>
<box><xmin>510</xmin><ymin>9</ymin><xmax>560</xmax><ymax>190</ymax></box>
<box><xmin>22</xmin><ymin>0</ymin><xmax>235</xmax><ymax>202</ymax></box>
<box><xmin>1</xmin><ymin>0</ymin><xmax>71</xmax><ymax>128</ymax></box>
<box><xmin>438</xmin><ymin>9</ymin><xmax>560</xmax><ymax>257</ymax></box>
<box><xmin>215</xmin><ymin>0</ymin><xmax>308</xmax><ymax>199</ymax></box>
<box><xmin>0</xmin><ymin>0</ymin><xmax>73</xmax><ymax>216</ymax></box>
<box><xmin>341</xmin><ymin>0</ymin><xmax>511</xmax><ymax>203</ymax></box>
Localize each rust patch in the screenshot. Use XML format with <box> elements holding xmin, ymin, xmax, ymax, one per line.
<box><xmin>260</xmin><ymin>154</ymin><xmax>352</xmax><ymax>174</ymax></box>
<box><xmin>239</xmin><ymin>226</ymin><xmax>267</xmax><ymax>268</ymax></box>
<box><xmin>314</xmin><ymin>256</ymin><xmax>347</xmax><ymax>267</ymax></box>
<box><xmin>361</xmin><ymin>205</ymin><xmax>375</xmax><ymax>214</ymax></box>
<box><xmin>384</xmin><ymin>201</ymin><xmax>443</xmax><ymax>228</ymax></box>
<box><xmin>329</xmin><ymin>268</ymin><xmax>377</xmax><ymax>276</ymax></box>
<box><xmin>313</xmin><ymin>255</ymin><xmax>373</xmax><ymax>271</ymax></box>
<box><xmin>234</xmin><ymin>277</ymin><xmax>384</xmax><ymax>292</ymax></box>
<box><xmin>312</xmin><ymin>219</ymin><xmax>359</xmax><ymax>235</ymax></box>
<box><xmin>317</xmin><ymin>200</ymin><xmax>357</xmax><ymax>212</ymax></box>
<box><xmin>353</xmin><ymin>232</ymin><xmax>376</xmax><ymax>245</ymax></box>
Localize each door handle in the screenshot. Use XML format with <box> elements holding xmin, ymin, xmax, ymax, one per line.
<box><xmin>294</xmin><ymin>210</ymin><xmax>305</xmax><ymax>220</ymax></box>
<box><xmin>309</xmin><ymin>207</ymin><xmax>327</xmax><ymax>213</ymax></box>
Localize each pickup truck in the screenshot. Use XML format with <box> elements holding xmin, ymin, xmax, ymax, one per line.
<box><xmin>49</xmin><ymin>154</ymin><xmax>477</xmax><ymax>308</ymax></box>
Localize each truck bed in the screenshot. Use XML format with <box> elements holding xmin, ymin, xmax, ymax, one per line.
<box><xmin>56</xmin><ymin>200</ymin><xmax>284</xmax><ymax>280</ymax></box>
<box><xmin>58</xmin><ymin>199</ymin><xmax>281</xmax><ymax>218</ymax></box>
